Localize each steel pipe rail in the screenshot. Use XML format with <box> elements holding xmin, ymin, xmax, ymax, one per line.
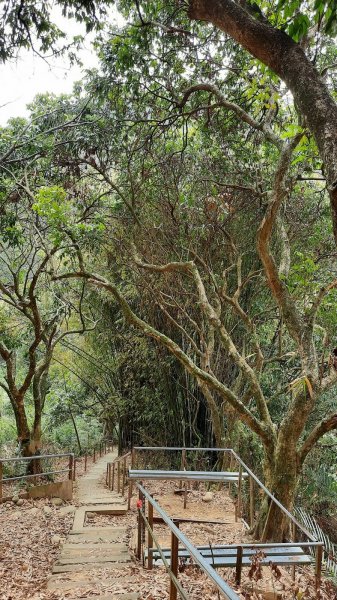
<box><xmin>0</xmin><ymin>452</ymin><xmax>73</xmax><ymax>463</ymax></box>
<box><xmin>136</xmin><ymin>483</ymin><xmax>240</xmax><ymax>600</ymax></box>
<box><xmin>129</xmin><ymin>469</ymin><xmax>248</xmax><ymax>481</ymax></box>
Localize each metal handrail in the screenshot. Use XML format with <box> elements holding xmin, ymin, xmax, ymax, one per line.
<box><xmin>136</xmin><ymin>482</ymin><xmax>240</xmax><ymax>600</ymax></box>
<box><xmin>133</xmin><ymin>446</ymin><xmax>319</xmax><ymax>544</ymax></box>
<box><xmin>0</xmin><ymin>452</ymin><xmax>73</xmax><ymax>463</ymax></box>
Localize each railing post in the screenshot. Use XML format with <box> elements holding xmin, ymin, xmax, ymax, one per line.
<box><xmin>123</xmin><ymin>456</ymin><xmax>127</xmax><ymax>489</ymax></box>
<box><xmin>112</xmin><ymin>463</ymin><xmax>115</xmax><ymax>490</ymax></box>
<box><xmin>184</xmin><ymin>481</ymin><xmax>187</xmax><ymax>509</ymax></box>
<box><xmin>237</xmin><ymin>464</ymin><xmax>243</xmax><ymax>519</ymax></box>
<box><xmin>249</xmin><ymin>476</ymin><xmax>254</xmax><ymax>527</ymax></box>
<box><xmin>0</xmin><ymin>460</ymin><xmax>2</xmax><ymax>500</ymax></box>
<box><xmin>99</xmin><ymin>442</ymin><xmax>102</xmax><ymax>457</ymax></box>
<box><xmin>228</xmin><ymin>453</ymin><xmax>234</xmax><ymax>495</ymax></box>
<box><xmin>315</xmin><ymin>544</ymin><xmax>323</xmax><ymax>595</ymax></box>
<box><xmin>73</xmin><ymin>458</ymin><xmax>76</xmax><ymax>481</ymax></box>
<box><xmin>235</xmin><ymin>546</ymin><xmax>243</xmax><ymax>585</ymax></box>
<box><xmin>84</xmin><ymin>453</ymin><xmax>87</xmax><ymax>472</ymax></box>
<box><xmin>68</xmin><ymin>455</ymin><xmax>74</xmax><ymax>481</ymax></box>
<box><xmin>108</xmin><ymin>463</ymin><xmax>112</xmax><ymax>490</ymax></box>
<box><xmin>137</xmin><ymin>489</ymin><xmax>144</xmax><ymax>560</ymax></box>
<box><xmin>148</xmin><ymin>497</ymin><xmax>154</xmax><ymax>570</ymax></box>
<box><xmin>170</xmin><ymin>527</ymin><xmax>179</xmax><ymax>600</ymax></box>
<box><xmin>117</xmin><ymin>461</ymin><xmax>121</xmax><ymax>494</ymax></box>
<box><xmin>93</xmin><ymin>446</ymin><xmax>96</xmax><ymax>463</ymax></box>
<box><xmin>128</xmin><ymin>480</ymin><xmax>133</xmax><ymax>510</ymax></box>
<box><xmin>131</xmin><ymin>447</ymin><xmax>135</xmax><ymax>468</ymax></box>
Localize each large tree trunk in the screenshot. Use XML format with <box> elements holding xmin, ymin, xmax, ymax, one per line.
<box><xmin>252</xmin><ymin>438</ymin><xmax>300</xmax><ymax>542</ymax></box>
<box><xmin>188</xmin><ymin>0</ymin><xmax>337</xmax><ymax>243</ymax></box>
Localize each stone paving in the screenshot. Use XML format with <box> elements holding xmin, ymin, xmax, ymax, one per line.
<box><xmin>48</xmin><ymin>450</ymin><xmax>138</xmax><ymax>599</ymax></box>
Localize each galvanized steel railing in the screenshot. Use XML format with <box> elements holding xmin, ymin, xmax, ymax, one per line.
<box><xmin>136</xmin><ymin>482</ymin><xmax>240</xmax><ymax>600</ymax></box>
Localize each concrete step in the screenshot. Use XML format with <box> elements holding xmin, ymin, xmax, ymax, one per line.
<box><xmin>53</xmin><ymin>561</ymin><xmax>130</xmax><ymax>573</ymax></box>
<box><xmin>55</xmin><ymin>555</ymin><xmax>131</xmax><ymax>566</ymax></box>
<box><xmin>69</xmin><ymin>528</ymin><xmax>127</xmax><ymax>542</ymax></box>
<box><xmin>47</xmin><ymin>575</ymin><xmax>136</xmax><ymax>590</ymax></box>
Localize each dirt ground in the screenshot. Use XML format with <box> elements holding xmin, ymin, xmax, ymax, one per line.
<box><xmin>0</xmin><ymin>477</ymin><xmax>336</xmax><ymax>599</ymax></box>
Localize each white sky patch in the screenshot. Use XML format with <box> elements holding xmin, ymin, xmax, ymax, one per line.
<box><xmin>0</xmin><ymin>7</ymin><xmax>124</xmax><ymax>125</ymax></box>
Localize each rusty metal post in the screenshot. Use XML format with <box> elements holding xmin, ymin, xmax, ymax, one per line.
<box><xmin>128</xmin><ymin>480</ymin><xmax>132</xmax><ymax>510</ymax></box>
<box><xmin>123</xmin><ymin>456</ymin><xmax>127</xmax><ymax>488</ymax></box>
<box><xmin>117</xmin><ymin>461</ymin><xmax>121</xmax><ymax>494</ymax></box>
<box><xmin>68</xmin><ymin>455</ymin><xmax>74</xmax><ymax>481</ymax></box>
<box><xmin>291</xmin><ymin>521</ymin><xmax>296</xmax><ymax>581</ymax></box>
<box><xmin>315</xmin><ymin>545</ymin><xmax>323</xmax><ymax>594</ymax></box>
<box><xmin>249</xmin><ymin>476</ymin><xmax>254</xmax><ymax>527</ymax></box>
<box><xmin>137</xmin><ymin>489</ymin><xmax>144</xmax><ymax>560</ymax></box>
<box><xmin>235</xmin><ymin>546</ymin><xmax>243</xmax><ymax>585</ymax></box>
<box><xmin>169</xmin><ymin>528</ymin><xmax>179</xmax><ymax>600</ymax></box>
<box><xmin>0</xmin><ymin>461</ymin><xmax>2</xmax><ymax>500</ymax></box>
<box><xmin>108</xmin><ymin>463</ymin><xmax>112</xmax><ymax>490</ymax></box>
<box><xmin>84</xmin><ymin>453</ymin><xmax>87</xmax><ymax>472</ymax></box>
<box><xmin>228</xmin><ymin>453</ymin><xmax>234</xmax><ymax>495</ymax></box>
<box><xmin>148</xmin><ymin>498</ymin><xmax>154</xmax><ymax>570</ymax></box>
<box><xmin>237</xmin><ymin>464</ymin><xmax>243</xmax><ymax>518</ymax></box>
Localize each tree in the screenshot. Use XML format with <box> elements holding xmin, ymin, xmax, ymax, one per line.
<box><xmin>0</xmin><ymin>184</ymin><xmax>95</xmax><ymax>457</ymax></box>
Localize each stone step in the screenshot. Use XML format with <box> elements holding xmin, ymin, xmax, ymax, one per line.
<box><xmin>47</xmin><ymin>576</ymin><xmax>136</xmax><ymax>590</ymax></box>
<box><xmin>85</xmin><ymin>595</ymin><xmax>139</xmax><ymax>600</ymax></box>
<box><xmin>55</xmin><ymin>555</ymin><xmax>131</xmax><ymax>566</ymax></box>
<box><xmin>60</xmin><ymin>545</ymin><xmax>128</xmax><ymax>557</ymax></box>
<box><xmin>69</xmin><ymin>528</ymin><xmax>127</xmax><ymax>541</ymax></box>
<box><xmin>53</xmin><ymin>561</ymin><xmax>130</xmax><ymax>573</ymax></box>
<box><xmin>62</xmin><ymin>542</ymin><xmax>127</xmax><ymax>550</ymax></box>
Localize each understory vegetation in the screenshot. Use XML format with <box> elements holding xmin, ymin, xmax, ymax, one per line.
<box><xmin>0</xmin><ymin>0</ymin><xmax>336</xmax><ymax>544</ymax></box>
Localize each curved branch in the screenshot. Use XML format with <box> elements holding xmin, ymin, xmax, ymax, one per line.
<box><xmin>257</xmin><ymin>136</ymin><xmax>303</xmax><ymax>344</ymax></box>
<box><xmin>300</xmin><ymin>413</ymin><xmax>337</xmax><ymax>464</ymax></box>
<box><xmin>178</xmin><ymin>83</ymin><xmax>281</xmax><ymax>147</ymax></box>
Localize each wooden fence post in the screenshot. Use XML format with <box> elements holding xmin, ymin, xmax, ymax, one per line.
<box><xmin>68</xmin><ymin>455</ymin><xmax>74</xmax><ymax>481</ymax></box>
<box><xmin>235</xmin><ymin>546</ymin><xmax>243</xmax><ymax>585</ymax></box>
<box><xmin>148</xmin><ymin>498</ymin><xmax>154</xmax><ymax>570</ymax></box>
<box><xmin>131</xmin><ymin>447</ymin><xmax>135</xmax><ymax>468</ymax></box>
<box><xmin>112</xmin><ymin>463</ymin><xmax>115</xmax><ymax>491</ymax></box>
<box><xmin>99</xmin><ymin>442</ymin><xmax>102</xmax><ymax>457</ymax></box>
<box><xmin>0</xmin><ymin>461</ymin><xmax>2</xmax><ymax>500</ymax></box>
<box><xmin>169</xmin><ymin>528</ymin><xmax>179</xmax><ymax>600</ymax></box>
<box><xmin>117</xmin><ymin>461</ymin><xmax>121</xmax><ymax>494</ymax></box>
<box><xmin>73</xmin><ymin>458</ymin><xmax>76</xmax><ymax>481</ymax></box>
<box><xmin>84</xmin><ymin>453</ymin><xmax>87</xmax><ymax>472</ymax></box>
<box><xmin>93</xmin><ymin>447</ymin><xmax>96</xmax><ymax>463</ymax></box>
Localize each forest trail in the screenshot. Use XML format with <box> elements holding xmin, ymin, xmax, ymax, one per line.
<box><xmin>47</xmin><ymin>450</ymin><xmax>138</xmax><ymax>599</ymax></box>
